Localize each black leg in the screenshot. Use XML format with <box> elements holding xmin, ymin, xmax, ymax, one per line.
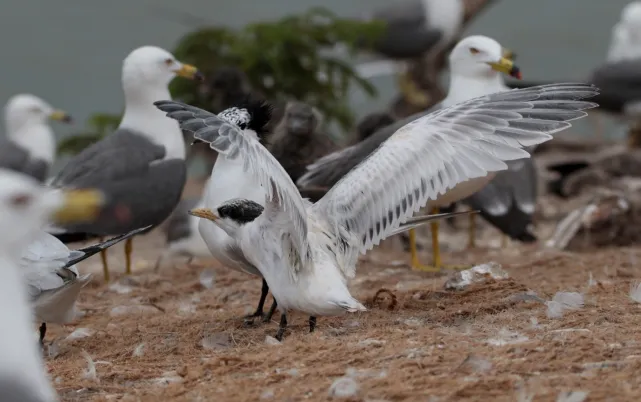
<box><xmin>38</xmin><ymin>323</ymin><xmax>46</xmax><ymax>347</ymax></box>
<box><xmin>263</xmin><ymin>297</ymin><xmax>278</xmax><ymax>323</ymax></box>
<box><xmin>275</xmin><ymin>312</ymin><xmax>288</xmax><ymax>341</ymax></box>
<box><xmin>309</xmin><ymin>316</ymin><xmax>317</xmax><ymax>333</ymax></box>
<box><xmin>244</xmin><ymin>279</ymin><xmax>269</xmax><ymax>323</ymax></box>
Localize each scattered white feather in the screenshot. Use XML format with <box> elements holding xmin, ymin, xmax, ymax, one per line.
<box><xmin>485</xmin><ymin>328</ymin><xmax>529</xmax><ymax>346</ymax></box>
<box><xmin>552</xmin><ymin>292</ymin><xmax>584</xmax><ymax>310</ymax></box>
<box><xmin>108</xmin><ymin>282</ymin><xmax>134</xmax><ymax>295</ymax></box>
<box><xmin>328</xmin><ymin>377</ymin><xmax>360</xmax><ymax>399</ymax></box>
<box><xmin>546</xmin><ymin>301</ymin><xmax>565</xmax><ymax>319</ymax></box>
<box><xmin>81</xmin><ymin>350</ymin><xmax>99</xmax><ymax>382</ymax></box>
<box><xmin>199</xmin><ymin>269</ymin><xmax>215</xmax><ymax>289</ymax></box>
<box><xmin>132</xmin><ymin>343</ymin><xmax>145</xmax><ymax>357</ymax></box>
<box><xmin>65</xmin><ymin>328</ymin><xmax>95</xmax><ymax>341</ymax></box>
<box><xmin>444</xmin><ymin>262</ymin><xmax>508</xmax><ymax>290</ymax></box>
<box><xmin>557</xmin><ymin>391</ymin><xmax>589</xmax><ymax>402</ymax></box>
<box><xmin>629</xmin><ymin>282</ymin><xmax>641</xmax><ymax>303</ymax></box>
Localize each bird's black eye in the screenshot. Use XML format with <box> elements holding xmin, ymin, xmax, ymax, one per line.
<box><xmin>164</xmin><ymin>58</ymin><xmax>174</xmax><ymax>66</ymax></box>
<box><xmin>469</xmin><ymin>47</ymin><xmax>480</xmax><ymax>55</ymax></box>
<box><xmin>237</xmin><ymin>122</ymin><xmax>247</xmax><ymax>130</ymax></box>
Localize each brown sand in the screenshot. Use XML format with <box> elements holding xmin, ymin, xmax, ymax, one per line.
<box><xmin>44</xmin><ymin>226</ymin><xmax>641</xmax><ymax>402</ymax></box>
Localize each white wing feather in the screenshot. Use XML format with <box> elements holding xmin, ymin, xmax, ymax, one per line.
<box><xmin>311</xmin><ymin>84</ymin><xmax>599</xmax><ymax>276</ymax></box>
<box><xmin>155</xmin><ymin>102</ymin><xmax>311</xmax><ymax>271</ymax></box>
<box><xmin>20</xmin><ymin>231</ymin><xmax>79</xmax><ymax>299</ymax></box>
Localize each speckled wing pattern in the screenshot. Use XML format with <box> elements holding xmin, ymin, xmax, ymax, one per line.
<box><xmin>154</xmin><ymin>100</ymin><xmax>311</xmax><ymax>273</ymax></box>
<box><xmin>310</xmin><ymin>84</ymin><xmax>599</xmax><ymax>276</ymax></box>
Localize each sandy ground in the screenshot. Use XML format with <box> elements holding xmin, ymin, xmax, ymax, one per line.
<box><xmin>39</xmin><ymin>204</ymin><xmax>641</xmax><ymax>402</ymax></box>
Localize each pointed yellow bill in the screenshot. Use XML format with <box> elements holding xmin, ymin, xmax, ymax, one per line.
<box><xmin>188</xmin><ymin>208</ymin><xmax>218</xmax><ymax>222</ymax></box>
<box><xmin>174</xmin><ymin>64</ymin><xmax>204</xmax><ymax>81</ymax></box>
<box><xmin>49</xmin><ymin>110</ymin><xmax>72</xmax><ymax>123</ymax></box>
<box><xmin>51</xmin><ymin>189</ymin><xmax>105</xmax><ymax>224</ymax></box>
<box><xmin>487</xmin><ymin>57</ymin><xmax>522</xmax><ymax>79</ymax></box>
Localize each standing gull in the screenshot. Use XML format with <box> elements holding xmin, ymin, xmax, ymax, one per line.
<box><xmin>298</xmin><ymin>35</ymin><xmax>523</xmax><ymax>270</ymax></box>
<box><xmin>356</xmin><ymin>0</ymin><xmax>464</xmax><ymax>107</ymax></box>
<box><xmin>23</xmin><ymin>226</ymin><xmax>151</xmax><ymax>346</ymax></box>
<box><xmin>0</xmin><ymin>169</ymin><xmax>105</xmax><ymax>402</ymax></box>
<box><xmin>0</xmin><ymin>94</ymin><xmax>71</xmax><ymax>182</ymax></box>
<box><xmin>157</xmin><ymin>83</ymin><xmax>599</xmax><ymax>340</ymax></box>
<box><xmin>49</xmin><ymin>46</ymin><xmax>202</xmax><ymax>281</ymax></box>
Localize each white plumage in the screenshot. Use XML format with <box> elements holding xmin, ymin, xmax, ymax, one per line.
<box><xmin>20</xmin><ymin>231</ymin><xmax>91</xmax><ymax>325</ymax></box>
<box><xmin>157</xmin><ymin>84</ymin><xmax>599</xmax><ymax>333</ymax></box>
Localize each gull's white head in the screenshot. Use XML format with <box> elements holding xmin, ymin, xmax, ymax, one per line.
<box><xmin>449</xmin><ymin>35</ymin><xmax>521</xmax><ymax>80</ymax></box>
<box><xmin>122</xmin><ymin>46</ymin><xmax>203</xmax><ymax>91</ymax></box>
<box><xmin>0</xmin><ymin>169</ymin><xmax>105</xmax><ymax>252</ymax></box>
<box><xmin>188</xmin><ymin>199</ymin><xmax>264</xmax><ymax>238</ymax></box>
<box><xmin>4</xmin><ymin>94</ymin><xmax>71</xmax><ymax>136</ymax></box>
<box><xmin>621</xmin><ymin>2</ymin><xmax>641</xmax><ymax>25</ymax></box>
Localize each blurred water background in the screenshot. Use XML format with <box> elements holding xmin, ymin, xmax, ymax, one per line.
<box><xmin>0</xmin><ymin>0</ymin><xmax>631</xmax><ymax>170</ymax></box>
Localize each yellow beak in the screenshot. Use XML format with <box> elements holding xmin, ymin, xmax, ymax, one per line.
<box><xmin>174</xmin><ymin>64</ymin><xmax>204</xmax><ymax>81</ymax></box>
<box><xmin>188</xmin><ymin>208</ymin><xmax>218</xmax><ymax>222</ymax></box>
<box><xmin>51</xmin><ymin>189</ymin><xmax>105</xmax><ymax>224</ymax></box>
<box><xmin>487</xmin><ymin>57</ymin><xmax>522</xmax><ymax>79</ymax></box>
<box><xmin>49</xmin><ymin>110</ymin><xmax>72</xmax><ymax>123</ymax></box>
<box><xmin>502</xmin><ymin>47</ymin><xmax>515</xmax><ymax>61</ymax></box>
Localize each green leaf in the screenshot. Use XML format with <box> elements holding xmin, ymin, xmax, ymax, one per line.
<box><xmin>170</xmin><ymin>6</ymin><xmax>384</xmax><ymax>130</ymax></box>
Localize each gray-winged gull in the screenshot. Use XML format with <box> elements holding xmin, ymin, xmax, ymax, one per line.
<box><xmin>0</xmin><ymin>94</ymin><xmax>71</xmax><ymax>182</ymax></box>
<box><xmin>0</xmin><ymin>168</ymin><xmax>106</xmax><ymax>402</ymax></box>
<box><xmin>356</xmin><ymin>0</ymin><xmax>465</xmax><ymax>106</ymax></box>
<box><xmin>156</xmin><ymin>83</ymin><xmax>598</xmax><ymax>340</ymax></box>
<box><xmin>23</xmin><ymin>225</ymin><xmax>151</xmax><ymax>346</ymax></box>
<box><xmin>607</xmin><ymin>2</ymin><xmax>641</xmax><ymax>63</ymax></box>
<box><xmin>49</xmin><ymin>45</ymin><xmax>203</xmax><ymax>281</ymax></box>
<box><xmin>297</xmin><ymin>35</ymin><xmax>526</xmax><ymax>271</ymax></box>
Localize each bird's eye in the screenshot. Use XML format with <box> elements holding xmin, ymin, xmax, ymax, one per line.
<box><xmin>164</xmin><ymin>58</ymin><xmax>174</xmax><ymax>66</ymax></box>
<box><xmin>30</xmin><ymin>106</ymin><xmax>41</xmax><ymax>113</ymax></box>
<box><xmin>469</xmin><ymin>47</ymin><xmax>480</xmax><ymax>55</ymax></box>
<box><xmin>9</xmin><ymin>193</ymin><xmax>31</xmax><ymax>208</ymax></box>
<box><xmin>238</xmin><ymin>122</ymin><xmax>247</xmax><ymax>130</ymax></box>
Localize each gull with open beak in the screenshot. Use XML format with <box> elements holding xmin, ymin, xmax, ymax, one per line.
<box><xmin>48</xmin><ymin>45</ymin><xmax>203</xmax><ymax>282</ymax></box>
<box><xmin>297</xmin><ymin>35</ymin><xmax>526</xmax><ymax>271</ymax></box>
<box><xmin>0</xmin><ymin>94</ymin><xmax>72</xmax><ymax>183</ymax></box>
<box><xmin>156</xmin><ymin>82</ymin><xmax>597</xmax><ymax>340</ymax></box>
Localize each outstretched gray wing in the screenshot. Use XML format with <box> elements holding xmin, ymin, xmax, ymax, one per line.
<box><xmin>50</xmin><ymin>128</ymin><xmax>186</xmax><ymax>234</ymax></box>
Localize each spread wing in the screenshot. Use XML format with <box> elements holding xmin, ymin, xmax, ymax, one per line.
<box><xmin>154</xmin><ymin>101</ymin><xmax>311</xmax><ymax>269</ymax></box>
<box><xmin>310</xmin><ymin>84</ymin><xmax>599</xmax><ymax>275</ymax></box>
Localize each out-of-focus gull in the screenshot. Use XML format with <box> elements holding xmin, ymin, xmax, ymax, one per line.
<box><xmin>607</xmin><ymin>2</ymin><xmax>641</xmax><ymax>63</ymax></box>
<box><xmin>48</xmin><ymin>46</ymin><xmax>203</xmax><ymax>281</ymax></box>
<box><xmin>156</xmin><ymin>83</ymin><xmax>599</xmax><ymax>340</ymax></box>
<box><xmin>357</xmin><ymin>0</ymin><xmax>465</xmax><ymax>105</ymax></box>
<box><xmin>23</xmin><ymin>226</ymin><xmax>151</xmax><ymax>346</ymax></box>
<box><xmin>298</xmin><ymin>35</ymin><xmax>523</xmax><ymax>270</ymax></box>
<box><xmin>0</xmin><ymin>94</ymin><xmax>71</xmax><ymax>182</ymax></box>
<box><xmin>0</xmin><ymin>169</ymin><xmax>105</xmax><ymax>402</ymax></box>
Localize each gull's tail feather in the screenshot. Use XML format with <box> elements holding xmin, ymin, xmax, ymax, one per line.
<box><xmin>387</xmin><ymin>210</ymin><xmax>479</xmax><ymax>237</ymax></box>
<box><xmin>33</xmin><ymin>274</ymin><xmax>92</xmax><ymax>324</ymax></box>
<box><xmin>64</xmin><ymin>225</ymin><xmax>152</xmax><ymax>268</ymax></box>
